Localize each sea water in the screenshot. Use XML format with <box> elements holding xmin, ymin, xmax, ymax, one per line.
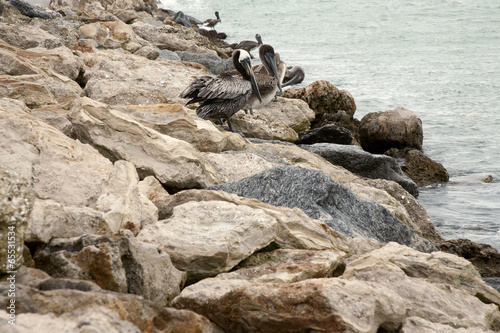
<box><xmin>159</xmin><ymin>0</ymin><xmax>500</xmax><ymax>250</ymax></box>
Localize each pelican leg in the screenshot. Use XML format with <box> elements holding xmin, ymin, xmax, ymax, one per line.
<box><xmin>244</xmin><ymin>108</ymin><xmax>254</xmax><ymax>115</ymax></box>
<box><xmin>226</xmin><ymin>117</ymin><xmax>245</xmax><ymax>137</ymax></box>
<box><xmin>272</xmin><ymin>93</ymin><xmax>286</xmax><ymax>103</ymax></box>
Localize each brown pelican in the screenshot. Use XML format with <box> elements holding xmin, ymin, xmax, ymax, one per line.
<box><xmin>235</xmin><ymin>34</ymin><xmax>263</xmax><ymax>58</ymax></box>
<box><xmin>283</xmin><ymin>65</ymin><xmax>305</xmax><ymax>87</ymax></box>
<box><xmin>242</xmin><ymin>45</ymin><xmax>286</xmax><ymax>115</ymax></box>
<box><xmin>203</xmin><ymin>11</ymin><xmax>221</xmax><ymax>30</ymax></box>
<box><xmin>179</xmin><ymin>49</ymin><xmax>262</xmax><ymax>134</ymax></box>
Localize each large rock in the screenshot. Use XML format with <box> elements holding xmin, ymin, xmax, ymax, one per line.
<box><xmin>26</xmin><ymin>46</ymin><xmax>84</xmax><ymax>81</ymax></box>
<box><xmin>300</xmin><ymin>143</ymin><xmax>419</xmax><ymax>197</ymax></box>
<box><xmin>210</xmin><ymin>166</ymin><xmax>435</xmax><ymax>252</ymax></box>
<box><xmin>34</xmin><ymin>232</ymin><xmax>186</xmax><ymax>306</ymax></box>
<box><xmin>359</xmin><ymin>107</ymin><xmax>423</xmax><ymax>154</ymax></box>
<box><xmin>0</xmin><ymin>23</ymin><xmax>62</xmax><ymax>49</ymax></box>
<box><xmin>68</xmin><ymin>97</ymin><xmax>219</xmax><ymax>190</ymax></box>
<box><xmin>80</xmin><ymin>21</ymin><xmax>139</xmax><ymax>50</ymax></box>
<box><xmin>172</xmin><ymin>242</ymin><xmax>500</xmax><ymax>333</ymax></box>
<box><xmin>402</xmin><ymin>148</ymin><xmax>449</xmax><ymax>186</ymax></box>
<box><xmin>176</xmin><ymin>51</ymin><xmax>232</xmax><ymax>74</ymax></box>
<box><xmin>295</xmin><ymin>124</ymin><xmax>353</xmax><ymax>145</ymax></box>
<box><xmin>0</xmin><ymin>169</ymin><xmax>34</xmax><ymax>273</ymax></box>
<box><xmin>48</xmin><ymin>0</ymin><xmax>158</xmax><ymax>16</ymax></box>
<box><xmin>137</xmin><ymin>189</ymin><xmax>347</xmax><ymax>284</ymax></box>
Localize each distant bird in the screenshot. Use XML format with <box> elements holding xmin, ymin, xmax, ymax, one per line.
<box><xmin>242</xmin><ymin>44</ymin><xmax>286</xmax><ymax>115</ymax></box>
<box><xmin>235</xmin><ymin>34</ymin><xmax>263</xmax><ymax>58</ymax></box>
<box><xmin>179</xmin><ymin>49</ymin><xmax>262</xmax><ymax>134</ymax></box>
<box><xmin>282</xmin><ymin>65</ymin><xmax>305</xmax><ymax>87</ymax></box>
<box><xmin>203</xmin><ymin>11</ymin><xmax>221</xmax><ymax>30</ymax></box>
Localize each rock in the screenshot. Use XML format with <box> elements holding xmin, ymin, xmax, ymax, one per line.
<box><xmin>9</xmin><ymin>0</ymin><xmax>54</xmax><ymax>19</ymax></box>
<box><xmin>359</xmin><ymin>107</ymin><xmax>423</xmax><ymax>154</ymax></box>
<box><xmin>34</xmin><ymin>232</ymin><xmax>186</xmax><ymax>306</ymax></box>
<box><xmin>30</xmin><ymin>105</ymin><xmax>75</xmax><ymax>137</ymax></box>
<box><xmin>313</xmin><ymin>109</ymin><xmax>361</xmax><ymax>144</ymax></box>
<box><xmin>230</xmin><ymin>111</ymin><xmax>299</xmax><ymax>142</ymax></box>
<box><xmin>283</xmin><ymin>80</ymin><xmax>357</xmax><ymax>118</ymax></box>
<box><xmin>209</xmin><ymin>166</ymin><xmax>435</xmax><ymax>252</ymax></box>
<box><xmin>217</xmin><ymin>249</ymin><xmax>347</xmax><ymax>283</ymax></box>
<box><xmin>138</xmin><ymin>176</ymin><xmax>171</xmax><ymax>219</ymax></box>
<box><xmin>80</xmin><ymin>21</ymin><xmax>138</xmax><ymax>49</ymax></box>
<box><xmin>137</xmin><ymin>189</ymin><xmax>347</xmax><ymax>284</ymax></box>
<box><xmin>300</xmin><ymin>143</ymin><xmax>419</xmax><ymax>197</ymax></box>
<box><xmin>0</xmin><ymin>280</ymin><xmax>222</xmax><ymax>333</ymax></box>
<box><xmin>0</xmin><ymin>23</ymin><xmax>62</xmax><ymax>49</ymax></box>
<box><xmin>172</xmin><ymin>242</ymin><xmax>500</xmax><ymax>333</ymax></box>
<box><xmin>295</xmin><ymin>124</ymin><xmax>353</xmax><ymax>145</ymax></box>
<box><xmin>402</xmin><ymin>148</ymin><xmax>449</xmax><ymax>186</ymax></box>
<box><xmin>68</xmin><ymin>97</ymin><xmax>219</xmax><ymax>190</ymax></box>
<box><xmin>49</xmin><ymin>0</ymin><xmax>158</xmax><ymax>17</ymax></box>
<box><xmin>437</xmin><ymin>239</ymin><xmax>500</xmax><ymax>278</ymax></box>
<box><xmin>0</xmin><ymin>169</ymin><xmax>34</xmax><ymax>273</ymax></box>
<box><xmin>134</xmin><ymin>45</ymin><xmax>159</xmax><ymax>60</ymax></box>
<box><xmin>158</xmin><ymin>48</ymin><xmax>181</xmax><ymax>60</ymax></box>
<box><xmin>26</xmin><ymin>46</ymin><xmax>84</xmax><ymax>80</ymax></box>
<box><xmin>176</xmin><ymin>51</ymin><xmax>232</xmax><ymax>74</ymax></box>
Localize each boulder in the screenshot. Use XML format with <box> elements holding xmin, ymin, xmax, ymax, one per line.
<box><xmin>8</xmin><ymin>0</ymin><xmax>54</xmax><ymax>20</ymax></box>
<box><xmin>0</xmin><ymin>23</ymin><xmax>62</xmax><ymax>49</ymax></box>
<box><xmin>80</xmin><ymin>21</ymin><xmax>138</xmax><ymax>49</ymax></box>
<box><xmin>48</xmin><ymin>0</ymin><xmax>158</xmax><ymax>16</ymax></box>
<box><xmin>137</xmin><ymin>189</ymin><xmax>347</xmax><ymax>284</ymax></box>
<box><xmin>26</xmin><ymin>46</ymin><xmax>84</xmax><ymax>80</ymax></box>
<box><xmin>0</xmin><ymin>169</ymin><xmax>34</xmax><ymax>273</ymax></box>
<box><xmin>230</xmin><ymin>111</ymin><xmax>299</xmax><ymax>142</ymax></box>
<box><xmin>68</xmin><ymin>97</ymin><xmax>219</xmax><ymax>190</ymax></box>
<box><xmin>300</xmin><ymin>143</ymin><xmax>419</xmax><ymax>197</ymax></box>
<box><xmin>34</xmin><ymin>232</ymin><xmax>186</xmax><ymax>306</ymax></box>
<box><xmin>209</xmin><ymin>166</ymin><xmax>435</xmax><ymax>252</ymax></box>
<box><xmin>176</xmin><ymin>51</ymin><xmax>232</xmax><ymax>74</ymax></box>
<box><xmin>295</xmin><ymin>124</ymin><xmax>353</xmax><ymax>145</ymax></box>
<box><xmin>402</xmin><ymin>148</ymin><xmax>449</xmax><ymax>186</ymax></box>
<box><xmin>359</xmin><ymin>107</ymin><xmax>423</xmax><ymax>154</ymax></box>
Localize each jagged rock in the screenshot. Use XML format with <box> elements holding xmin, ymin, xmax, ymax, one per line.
<box><xmin>137</xmin><ymin>189</ymin><xmax>347</xmax><ymax>284</ymax></box>
<box><xmin>230</xmin><ymin>111</ymin><xmax>299</xmax><ymax>142</ymax></box>
<box><xmin>34</xmin><ymin>232</ymin><xmax>186</xmax><ymax>306</ymax></box>
<box><xmin>134</xmin><ymin>45</ymin><xmax>159</xmax><ymax>60</ymax></box>
<box><xmin>283</xmin><ymin>80</ymin><xmax>357</xmax><ymax>118</ymax></box>
<box><xmin>300</xmin><ymin>143</ymin><xmax>419</xmax><ymax>197</ymax></box>
<box><xmin>9</xmin><ymin>0</ymin><xmax>54</xmax><ymax>20</ymax></box>
<box><xmin>30</xmin><ymin>104</ymin><xmax>75</xmax><ymax>137</ymax></box>
<box><xmin>49</xmin><ymin>0</ymin><xmax>158</xmax><ymax>16</ymax></box>
<box><xmin>27</xmin><ymin>46</ymin><xmax>84</xmax><ymax>80</ymax></box>
<box><xmin>0</xmin><ymin>169</ymin><xmax>34</xmax><ymax>273</ymax></box>
<box><xmin>359</xmin><ymin>107</ymin><xmax>423</xmax><ymax>154</ymax></box>
<box><xmin>68</xmin><ymin>97</ymin><xmax>219</xmax><ymax>190</ymax></box>
<box><xmin>0</xmin><ymin>23</ymin><xmax>62</xmax><ymax>49</ymax></box>
<box><xmin>402</xmin><ymin>148</ymin><xmax>449</xmax><ymax>186</ymax></box>
<box><xmin>176</xmin><ymin>51</ymin><xmax>232</xmax><ymax>74</ymax></box>
<box><xmin>210</xmin><ymin>166</ymin><xmax>435</xmax><ymax>252</ymax></box>
<box><xmin>172</xmin><ymin>242</ymin><xmax>500</xmax><ymax>333</ymax></box>
<box><xmin>80</xmin><ymin>21</ymin><xmax>138</xmax><ymax>49</ymax></box>
<box><xmin>295</xmin><ymin>124</ymin><xmax>353</xmax><ymax>145</ymax></box>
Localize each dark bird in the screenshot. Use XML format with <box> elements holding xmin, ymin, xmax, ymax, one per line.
<box><xmin>179</xmin><ymin>49</ymin><xmax>262</xmax><ymax>134</ymax></box>
<box><xmin>203</xmin><ymin>11</ymin><xmax>221</xmax><ymax>30</ymax></box>
<box><xmin>242</xmin><ymin>44</ymin><xmax>287</xmax><ymax>115</ymax></box>
<box><xmin>235</xmin><ymin>34</ymin><xmax>263</xmax><ymax>58</ymax></box>
<box><xmin>282</xmin><ymin>65</ymin><xmax>305</xmax><ymax>87</ymax></box>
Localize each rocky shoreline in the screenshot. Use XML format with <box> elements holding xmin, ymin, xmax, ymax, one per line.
<box><xmin>1</xmin><ymin>0</ymin><xmax>500</xmax><ymax>332</ymax></box>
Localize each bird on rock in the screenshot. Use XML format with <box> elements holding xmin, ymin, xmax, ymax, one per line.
<box><xmin>203</xmin><ymin>11</ymin><xmax>221</xmax><ymax>30</ymax></box>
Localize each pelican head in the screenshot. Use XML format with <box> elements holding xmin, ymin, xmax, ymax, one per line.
<box><xmin>215</xmin><ymin>11</ymin><xmax>221</xmax><ymax>21</ymax></box>
<box><xmin>236</xmin><ymin>49</ymin><xmax>262</xmax><ymax>103</ymax></box>
<box><xmin>260</xmin><ymin>44</ymin><xmax>283</xmax><ymax>94</ymax></box>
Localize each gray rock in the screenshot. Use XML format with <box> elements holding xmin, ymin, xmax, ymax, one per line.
<box><xmin>209</xmin><ymin>166</ymin><xmax>435</xmax><ymax>252</ymax></box>
<box><xmin>300</xmin><ymin>143</ymin><xmax>419</xmax><ymax>197</ymax></box>
<box><xmin>176</xmin><ymin>51</ymin><xmax>233</xmax><ymax>74</ymax></box>
<box><xmin>9</xmin><ymin>0</ymin><xmax>54</xmax><ymax>19</ymax></box>
<box><xmin>157</xmin><ymin>48</ymin><xmax>181</xmax><ymax>60</ymax></box>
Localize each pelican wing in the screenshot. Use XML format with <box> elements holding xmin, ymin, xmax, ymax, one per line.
<box><xmin>197</xmin><ymin>73</ymin><xmax>252</xmax><ymax>101</ymax></box>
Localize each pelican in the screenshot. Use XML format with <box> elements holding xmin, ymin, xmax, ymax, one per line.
<box><xmin>179</xmin><ymin>49</ymin><xmax>262</xmax><ymax>134</ymax></box>
<box><xmin>235</xmin><ymin>34</ymin><xmax>263</xmax><ymax>58</ymax></box>
<box><xmin>282</xmin><ymin>65</ymin><xmax>305</xmax><ymax>87</ymax></box>
<box><xmin>203</xmin><ymin>11</ymin><xmax>221</xmax><ymax>30</ymax></box>
<box><xmin>242</xmin><ymin>44</ymin><xmax>286</xmax><ymax>115</ymax></box>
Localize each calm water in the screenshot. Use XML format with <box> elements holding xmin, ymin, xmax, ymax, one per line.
<box><xmin>160</xmin><ymin>0</ymin><xmax>500</xmax><ymax>249</ymax></box>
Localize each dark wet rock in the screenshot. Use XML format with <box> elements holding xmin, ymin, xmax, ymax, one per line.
<box><xmin>209</xmin><ymin>166</ymin><xmax>435</xmax><ymax>252</ymax></box>
<box><xmin>300</xmin><ymin>143</ymin><xmax>419</xmax><ymax>197</ymax></box>
<box><xmin>359</xmin><ymin>107</ymin><xmax>423</xmax><ymax>154</ymax></box>
<box><xmin>9</xmin><ymin>0</ymin><xmax>54</xmax><ymax>19</ymax></box>
<box><xmin>176</xmin><ymin>51</ymin><xmax>233</xmax><ymax>74</ymax></box>
<box><xmin>436</xmin><ymin>239</ymin><xmax>500</xmax><ymax>278</ymax></box>
<box><xmin>295</xmin><ymin>124</ymin><xmax>353</xmax><ymax>145</ymax></box>
<box><xmin>484</xmin><ymin>278</ymin><xmax>500</xmax><ymax>293</ymax></box>
<box><xmin>313</xmin><ymin>110</ymin><xmax>361</xmax><ymax>144</ymax></box>
<box><xmin>401</xmin><ymin>149</ymin><xmax>449</xmax><ymax>186</ymax></box>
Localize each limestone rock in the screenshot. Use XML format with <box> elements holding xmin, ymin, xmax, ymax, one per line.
<box><xmin>0</xmin><ymin>23</ymin><xmax>62</xmax><ymax>49</ymax></box>
<box><xmin>34</xmin><ymin>232</ymin><xmax>186</xmax><ymax>306</ymax></box>
<box><xmin>359</xmin><ymin>107</ymin><xmax>423</xmax><ymax>154</ymax></box>
<box><xmin>68</xmin><ymin>97</ymin><xmax>219</xmax><ymax>190</ymax></box>
<box><xmin>402</xmin><ymin>148</ymin><xmax>449</xmax><ymax>186</ymax></box>
<box><xmin>210</xmin><ymin>166</ymin><xmax>435</xmax><ymax>252</ymax></box>
<box><xmin>0</xmin><ymin>169</ymin><xmax>34</xmax><ymax>273</ymax></box>
<box><xmin>176</xmin><ymin>51</ymin><xmax>233</xmax><ymax>74</ymax></box>
<box><xmin>300</xmin><ymin>143</ymin><xmax>419</xmax><ymax>197</ymax></box>
<box><xmin>26</xmin><ymin>46</ymin><xmax>84</xmax><ymax>80</ymax></box>
<box><xmin>80</xmin><ymin>21</ymin><xmax>137</xmax><ymax>49</ymax></box>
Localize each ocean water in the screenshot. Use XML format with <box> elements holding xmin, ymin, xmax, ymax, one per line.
<box><xmin>159</xmin><ymin>0</ymin><xmax>500</xmax><ymax>250</ymax></box>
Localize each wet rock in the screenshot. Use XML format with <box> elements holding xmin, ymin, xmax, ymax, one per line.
<box><xmin>300</xmin><ymin>143</ymin><xmax>419</xmax><ymax>197</ymax></box>
<box><xmin>401</xmin><ymin>148</ymin><xmax>449</xmax><ymax>186</ymax></box>
<box><xmin>210</xmin><ymin>166</ymin><xmax>435</xmax><ymax>252</ymax></box>
<box><xmin>34</xmin><ymin>232</ymin><xmax>186</xmax><ymax>306</ymax></box>
<box><xmin>359</xmin><ymin>107</ymin><xmax>423</xmax><ymax>154</ymax></box>
<box><xmin>137</xmin><ymin>189</ymin><xmax>347</xmax><ymax>284</ymax></box>
<box><xmin>295</xmin><ymin>124</ymin><xmax>353</xmax><ymax>145</ymax></box>
<box><xmin>68</xmin><ymin>97</ymin><xmax>219</xmax><ymax>190</ymax></box>
<box><xmin>9</xmin><ymin>0</ymin><xmax>54</xmax><ymax>19</ymax></box>
<box><xmin>0</xmin><ymin>169</ymin><xmax>34</xmax><ymax>273</ymax></box>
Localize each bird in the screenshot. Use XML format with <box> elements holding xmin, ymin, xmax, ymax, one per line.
<box><xmin>203</xmin><ymin>11</ymin><xmax>221</xmax><ymax>30</ymax></box>
<box><xmin>242</xmin><ymin>44</ymin><xmax>287</xmax><ymax>115</ymax></box>
<box><xmin>282</xmin><ymin>65</ymin><xmax>305</xmax><ymax>87</ymax></box>
<box><xmin>179</xmin><ymin>49</ymin><xmax>262</xmax><ymax>134</ymax></box>
<box><xmin>235</xmin><ymin>34</ymin><xmax>263</xmax><ymax>58</ymax></box>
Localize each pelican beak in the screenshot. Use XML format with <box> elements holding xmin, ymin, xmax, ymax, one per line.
<box><xmin>241</xmin><ymin>58</ymin><xmax>262</xmax><ymax>102</ymax></box>
<box><xmin>264</xmin><ymin>52</ymin><xmax>282</xmax><ymax>94</ymax></box>
<box><xmin>282</xmin><ymin>68</ymin><xmax>305</xmax><ymax>87</ymax></box>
